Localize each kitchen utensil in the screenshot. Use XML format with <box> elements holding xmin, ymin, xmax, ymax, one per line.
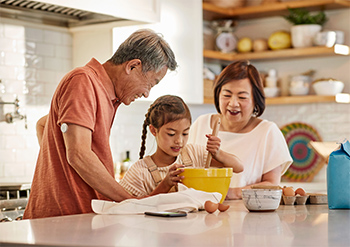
<box><xmin>205</xmin><ymin>117</ymin><xmax>221</xmax><ymax>168</ymax></box>
<box><xmin>180</xmin><ymin>167</ymin><xmax>233</xmax><ymax>203</ymax></box>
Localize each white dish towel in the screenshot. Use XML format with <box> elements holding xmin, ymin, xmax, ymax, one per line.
<box><xmin>92</xmin><ymin>184</ymin><xmax>222</xmax><ymax>215</ymax></box>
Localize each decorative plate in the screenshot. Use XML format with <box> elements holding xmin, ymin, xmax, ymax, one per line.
<box><xmin>280</xmin><ymin>122</ymin><xmax>323</xmax><ymax>182</ymax></box>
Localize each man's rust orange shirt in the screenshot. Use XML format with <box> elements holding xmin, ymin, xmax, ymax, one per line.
<box><xmin>24</xmin><ymin>58</ymin><xmax>120</xmax><ymax>219</ymax></box>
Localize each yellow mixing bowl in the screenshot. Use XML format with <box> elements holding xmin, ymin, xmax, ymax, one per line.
<box><xmin>180</xmin><ymin>167</ymin><xmax>233</xmax><ymax>203</ymax></box>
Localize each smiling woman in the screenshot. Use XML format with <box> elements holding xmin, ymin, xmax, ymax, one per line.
<box><xmin>188</xmin><ymin>60</ymin><xmax>293</xmax><ymax>200</ymax></box>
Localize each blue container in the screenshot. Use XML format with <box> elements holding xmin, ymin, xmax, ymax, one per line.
<box><xmin>327</xmin><ymin>140</ymin><xmax>350</xmax><ymax>209</ymax></box>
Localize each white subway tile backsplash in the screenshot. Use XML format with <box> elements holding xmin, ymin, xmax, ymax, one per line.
<box><xmin>2</xmin><ymin>80</ymin><xmax>25</xmax><ymax>94</ymax></box>
<box><xmin>44</xmin><ymin>83</ymin><xmax>58</xmax><ymax>96</ymax></box>
<box><xmin>0</xmin><ymin>51</ymin><xmax>5</xmax><ymax>65</ymax></box>
<box><xmin>26</xmin><ymin>81</ymin><xmax>44</xmax><ymax>95</ymax></box>
<box><xmin>14</xmin><ymin>39</ymin><xmax>26</xmax><ymax>54</ymax></box>
<box><xmin>25</xmin><ymin>41</ymin><xmax>36</xmax><ymax>55</ymax></box>
<box><xmin>5</xmin><ymin>52</ymin><xmax>26</xmax><ymax>66</ymax></box>
<box><xmin>62</xmin><ymin>32</ymin><xmax>72</xmax><ymax>46</ymax></box>
<box><xmin>0</xmin><ymin>38</ymin><xmax>13</xmax><ymax>52</ymax></box>
<box><xmin>62</xmin><ymin>58</ymin><xmax>72</xmax><ymax>73</ymax></box>
<box><xmin>4</xmin><ymin>25</ymin><xmax>24</xmax><ymax>39</ymax></box>
<box><xmin>0</xmin><ymin>66</ymin><xmax>15</xmax><ymax>80</ymax></box>
<box><xmin>4</xmin><ymin>163</ymin><xmax>25</xmax><ymax>177</ymax></box>
<box><xmin>5</xmin><ymin>135</ymin><xmax>26</xmax><ymax>149</ymax></box>
<box><xmin>0</xmin><ymin>21</ymin><xmax>73</xmax><ymax>182</ymax></box>
<box><xmin>55</xmin><ymin>45</ymin><xmax>72</xmax><ymax>59</ymax></box>
<box><xmin>36</xmin><ymin>69</ymin><xmax>56</xmax><ymax>83</ymax></box>
<box><xmin>0</xmin><ymin>165</ymin><xmax>4</xmax><ymax>178</ymax></box>
<box><xmin>0</xmin><ymin>150</ymin><xmax>16</xmax><ymax>163</ymax></box>
<box><xmin>44</xmin><ymin>30</ymin><xmax>62</xmax><ymax>45</ymax></box>
<box><xmin>0</xmin><ymin>23</ymin><xmax>4</xmax><ymax>38</ymax></box>
<box><xmin>25</xmin><ymin>54</ymin><xmax>43</xmax><ymax>69</ymax></box>
<box><xmin>36</xmin><ymin>43</ymin><xmax>55</xmax><ymax>56</ymax></box>
<box><xmin>44</xmin><ymin>57</ymin><xmax>62</xmax><ymax>71</ymax></box>
<box><xmin>25</xmin><ymin>27</ymin><xmax>43</xmax><ymax>42</ymax></box>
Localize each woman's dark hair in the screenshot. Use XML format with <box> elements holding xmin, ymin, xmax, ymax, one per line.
<box><xmin>139</xmin><ymin>95</ymin><xmax>191</xmax><ymax>159</ymax></box>
<box><xmin>213</xmin><ymin>60</ymin><xmax>265</xmax><ymax>117</ymax></box>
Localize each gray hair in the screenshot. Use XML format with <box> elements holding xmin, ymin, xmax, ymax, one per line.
<box><xmin>109</xmin><ymin>29</ymin><xmax>177</xmax><ymax>73</ymax></box>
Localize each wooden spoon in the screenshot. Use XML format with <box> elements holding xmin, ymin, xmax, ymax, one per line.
<box><xmin>205</xmin><ymin>117</ymin><xmax>221</xmax><ymax>168</ymax></box>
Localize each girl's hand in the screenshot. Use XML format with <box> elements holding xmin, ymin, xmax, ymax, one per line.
<box><xmin>206</xmin><ymin>134</ymin><xmax>221</xmax><ymax>158</ymax></box>
<box><xmin>164</xmin><ymin>163</ymin><xmax>185</xmax><ymax>187</ymax></box>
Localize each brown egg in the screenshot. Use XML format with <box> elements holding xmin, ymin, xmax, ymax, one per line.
<box><xmin>204</xmin><ymin>200</ymin><xmax>218</xmax><ymax>214</ymax></box>
<box><xmin>283</xmin><ymin>187</ymin><xmax>295</xmax><ymax>196</ymax></box>
<box><xmin>295</xmin><ymin>188</ymin><xmax>306</xmax><ymax>196</ymax></box>
<box><xmin>218</xmin><ymin>203</ymin><xmax>230</xmax><ymax>212</ymax></box>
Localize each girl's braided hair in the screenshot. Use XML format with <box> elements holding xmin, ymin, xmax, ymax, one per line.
<box><xmin>139</xmin><ymin>95</ymin><xmax>191</xmax><ymax>159</ymax></box>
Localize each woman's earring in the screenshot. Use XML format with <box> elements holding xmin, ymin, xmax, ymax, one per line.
<box><xmin>252</xmin><ymin>106</ymin><xmax>258</xmax><ymax>117</ymax></box>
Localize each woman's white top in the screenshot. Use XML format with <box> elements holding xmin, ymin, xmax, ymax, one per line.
<box><xmin>188</xmin><ymin>114</ymin><xmax>293</xmax><ymax>188</ymax></box>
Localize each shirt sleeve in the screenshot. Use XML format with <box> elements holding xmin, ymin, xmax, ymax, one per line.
<box><xmin>263</xmin><ymin>123</ymin><xmax>293</xmax><ymax>175</ymax></box>
<box><xmin>56</xmin><ymin>73</ymin><xmax>97</xmax><ymax>131</ymax></box>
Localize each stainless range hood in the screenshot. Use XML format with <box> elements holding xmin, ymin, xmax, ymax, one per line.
<box><xmin>0</xmin><ymin>0</ymin><xmax>125</xmax><ymax>27</ymax></box>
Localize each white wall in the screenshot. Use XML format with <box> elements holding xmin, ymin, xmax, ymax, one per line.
<box><xmin>0</xmin><ymin>19</ymin><xmax>72</xmax><ymax>183</ymax></box>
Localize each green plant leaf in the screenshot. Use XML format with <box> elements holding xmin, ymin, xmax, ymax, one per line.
<box><xmin>283</xmin><ymin>8</ymin><xmax>328</xmax><ymax>25</ymax></box>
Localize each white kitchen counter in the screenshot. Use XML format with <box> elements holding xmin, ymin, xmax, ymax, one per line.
<box><xmin>0</xmin><ymin>200</ymin><xmax>349</xmax><ymax>247</ymax></box>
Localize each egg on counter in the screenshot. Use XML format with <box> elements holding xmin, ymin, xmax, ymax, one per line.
<box><xmin>218</xmin><ymin>203</ymin><xmax>230</xmax><ymax>212</ymax></box>
<box><xmin>204</xmin><ymin>201</ymin><xmax>230</xmax><ymax>213</ymax></box>
<box><xmin>204</xmin><ymin>201</ymin><xmax>218</xmax><ymax>214</ymax></box>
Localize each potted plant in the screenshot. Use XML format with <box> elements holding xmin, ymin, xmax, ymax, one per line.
<box><xmin>284</xmin><ymin>8</ymin><xmax>328</xmax><ymax>48</ymax></box>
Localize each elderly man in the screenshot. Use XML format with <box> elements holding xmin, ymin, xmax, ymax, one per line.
<box><xmin>24</xmin><ymin>29</ymin><xmax>177</xmax><ymax>219</ymax></box>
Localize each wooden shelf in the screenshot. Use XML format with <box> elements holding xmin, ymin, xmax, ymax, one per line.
<box><xmin>204</xmin><ymin>95</ymin><xmax>338</xmax><ymax>105</ymax></box>
<box><xmin>203</xmin><ymin>45</ymin><xmax>350</xmax><ymax>63</ymax></box>
<box><xmin>203</xmin><ymin>0</ymin><xmax>350</xmax><ymax>21</ymax></box>
<box><xmin>202</xmin><ymin>1</ymin><xmax>350</xmax><ymax>105</ymax></box>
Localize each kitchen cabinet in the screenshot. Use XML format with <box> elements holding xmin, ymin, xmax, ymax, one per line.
<box><xmin>202</xmin><ymin>0</ymin><xmax>350</xmax><ymax>105</ymax></box>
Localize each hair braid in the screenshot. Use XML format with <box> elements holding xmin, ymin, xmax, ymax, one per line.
<box><xmin>138</xmin><ymin>95</ymin><xmax>192</xmax><ymax>159</ymax></box>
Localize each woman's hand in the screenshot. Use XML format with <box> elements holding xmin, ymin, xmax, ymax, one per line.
<box><xmin>205</xmin><ymin>134</ymin><xmax>221</xmax><ymax>158</ymax></box>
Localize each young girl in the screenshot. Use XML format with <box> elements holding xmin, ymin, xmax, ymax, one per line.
<box><xmin>120</xmin><ymin>95</ymin><xmax>243</xmax><ymax>197</ymax></box>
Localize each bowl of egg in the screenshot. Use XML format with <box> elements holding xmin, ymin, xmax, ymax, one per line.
<box><xmin>180</xmin><ymin>167</ymin><xmax>233</xmax><ymax>203</ymax></box>
<box><xmin>242</xmin><ymin>185</ymin><xmax>282</xmax><ymax>212</ymax></box>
